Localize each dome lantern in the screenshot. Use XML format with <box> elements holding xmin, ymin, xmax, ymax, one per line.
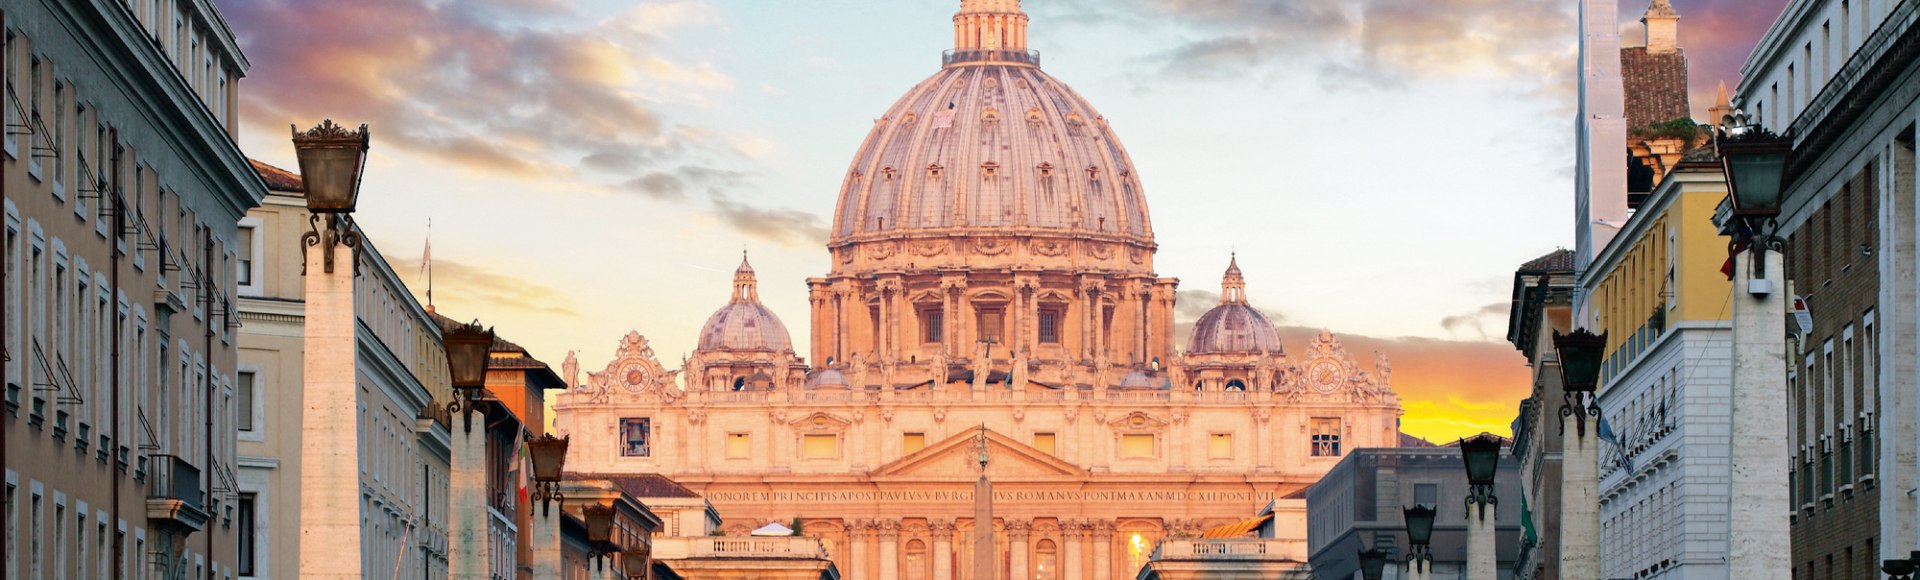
<box><xmin>1221</xmin><ymin>254</ymin><xmax>1247</xmax><ymax>304</ymax></box>
<box><xmin>950</xmin><ymin>0</ymin><xmax>1033</xmax><ymax>65</ymax></box>
<box><xmin>732</xmin><ymin>251</ymin><xmax>760</xmax><ymax>304</ymax></box>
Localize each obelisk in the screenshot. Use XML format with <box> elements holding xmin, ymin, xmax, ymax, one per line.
<box><xmin>974</xmin><ymin>425</ymin><xmax>997</xmax><ymax>579</ymax></box>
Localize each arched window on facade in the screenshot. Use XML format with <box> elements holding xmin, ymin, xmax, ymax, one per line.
<box><xmin>906</xmin><ymin>539</ymin><xmax>929</xmax><ymax>580</ymax></box>
<box><xmin>1225</xmin><ymin>379</ymin><xmax>1247</xmax><ymax>391</ymax></box>
<box><xmin>1034</xmin><ymin>539</ymin><xmax>1058</xmax><ymax>580</ymax></box>
<box><xmin>732</xmin><ymin>376</ymin><xmax>747</xmax><ymax>391</ymax></box>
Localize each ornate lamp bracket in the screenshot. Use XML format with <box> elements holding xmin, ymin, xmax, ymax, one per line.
<box><xmin>301</xmin><ymin>212</ymin><xmax>361</xmax><ymax>275</ymax></box>
<box><xmin>1407</xmin><ymin>545</ymin><xmax>1433</xmax><ymax>573</ymax></box>
<box><xmin>1559</xmin><ymin>391</ymin><xmax>1601</xmax><ymax>437</ymax></box>
<box><xmin>1465</xmin><ymin>484</ymin><xmax>1497</xmax><ymax>521</ymax></box>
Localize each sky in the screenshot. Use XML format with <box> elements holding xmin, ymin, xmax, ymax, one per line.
<box><xmin>213</xmin><ymin>0</ymin><xmax>1788</xmax><ymax>442</ymax></box>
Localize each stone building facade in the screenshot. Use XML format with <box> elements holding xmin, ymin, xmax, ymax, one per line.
<box><xmin>1504</xmin><ymin>249</ymin><xmax>1575</xmax><ymax>580</ymax></box>
<box><xmin>1733</xmin><ymin>0</ymin><xmax>1920</xmax><ymax>575</ymax></box>
<box><xmin>553</xmin><ymin>2</ymin><xmax>1407</xmax><ymax>578</ymax></box>
<box><xmin>3</xmin><ymin>1</ymin><xmax>261</xmax><ymax>580</ymax></box>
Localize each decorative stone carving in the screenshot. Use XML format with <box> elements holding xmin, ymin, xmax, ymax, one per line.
<box><xmin>973</xmin><ymin>238</ymin><xmax>1012</xmax><ymax>256</ymax></box>
<box><xmin>1086</xmin><ymin>242</ymin><xmax>1116</xmax><ymax>260</ymax></box>
<box><xmin>1063</xmin><ymin>406</ymin><xmax>1079</xmax><ymax>423</ymax></box>
<box><xmin>1032</xmin><ymin>239</ymin><xmax>1069</xmax><ymax>257</ymax></box>
<box><xmin>929</xmin><ymin>519</ymin><xmax>958</xmax><ymax>535</ymax></box>
<box><xmin>1006</xmin><ymin>520</ymin><xmax>1032</xmax><ymax>538</ymax></box>
<box><xmin>933</xmin><ymin>407</ymin><xmax>948</xmax><ymax>423</ymax></box>
<box><xmin>1011</xmin><ymin>407</ymin><xmax>1026</xmax><ymax>423</ymax></box>
<box><xmin>583</xmin><ymin>331</ymin><xmax>680</xmax><ymax>396</ymax></box>
<box><xmin>878</xmin><ymin>520</ymin><xmax>902</xmax><ymax>538</ymax></box>
<box><xmin>913</xmin><ymin>240</ymin><xmax>948</xmax><ymax>257</ymax></box>
<box><xmin>880</xmin><ymin>407</ymin><xmax>895</xmax><ymax>423</ymax></box>
<box><xmin>562</xmin><ymin>350</ymin><xmax>580</xmax><ymax>389</ymax></box>
<box><xmin>869</xmin><ymin>241</ymin><xmax>900</xmax><ymax>260</ymax></box>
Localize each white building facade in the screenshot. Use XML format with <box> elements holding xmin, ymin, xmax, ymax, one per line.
<box><xmin>232</xmin><ymin>163</ymin><xmax>455</xmax><ymax>580</ymax></box>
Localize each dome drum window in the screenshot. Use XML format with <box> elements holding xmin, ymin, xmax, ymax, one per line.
<box><xmin>981</xmin><ymin>162</ymin><xmax>999</xmax><ymax>178</ymax></box>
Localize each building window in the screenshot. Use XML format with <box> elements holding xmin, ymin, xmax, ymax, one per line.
<box><xmin>235</xmin><ymin>225</ymin><xmax>254</xmax><ymax>286</ymax></box>
<box><xmin>1224</xmin><ymin>379</ymin><xmax>1247</xmax><ymax>391</ymax></box>
<box><xmin>620</xmin><ymin>418</ymin><xmax>651</xmax><ymax>457</ymax></box>
<box><xmin>1038</xmin><ymin>309</ymin><xmax>1060</xmax><ymax>343</ymax></box>
<box><xmin>726</xmin><ymin>433</ymin><xmax>750</xmax><ymax>459</ymax></box>
<box><xmin>1120</xmin><ymin>434</ymin><xmax>1154</xmax><ymax>459</ymax></box>
<box><xmin>1033</xmin><ymin>432</ymin><xmax>1056</xmax><ymax>455</ymax></box>
<box><xmin>1208</xmin><ymin>433</ymin><xmax>1233</xmax><ymax>459</ymax></box>
<box><xmin>238</xmin><ymin>493</ymin><xmax>257</xmax><ymax>576</ymax></box>
<box><xmin>237</xmin><ymin>372</ymin><xmax>254</xmax><ymax>432</ymax></box>
<box><xmin>921</xmin><ymin>309</ymin><xmax>943</xmax><ymax>343</ymax></box>
<box><xmin>902</xmin><ymin>432</ymin><xmax>925</xmax><ymax>455</ymax></box>
<box><xmin>1034</xmin><ymin>539</ymin><xmax>1058</xmax><ymax>580</ymax></box>
<box><xmin>1414</xmin><ymin>483</ymin><xmax>1438</xmax><ymax>507</ymax></box>
<box><xmin>977</xmin><ymin>307</ymin><xmax>1005</xmax><ymax>343</ymax></box>
<box><xmin>1311</xmin><ymin>418</ymin><xmax>1341</xmax><ymax>457</ymax></box>
<box><xmin>803</xmin><ymin>434</ymin><xmax>839</xmax><ymax>459</ymax></box>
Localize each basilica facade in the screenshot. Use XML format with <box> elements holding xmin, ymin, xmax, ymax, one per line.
<box><xmin>552</xmin><ymin>2</ymin><xmax>1404</xmax><ymax>578</ymax></box>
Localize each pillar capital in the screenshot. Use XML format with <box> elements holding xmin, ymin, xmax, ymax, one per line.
<box><xmin>929</xmin><ymin>518</ymin><xmax>958</xmax><ymax>535</ymax></box>
<box><xmin>878</xmin><ymin>519</ymin><xmax>902</xmax><ymax>538</ymax></box>
<box><xmin>1005</xmin><ymin>520</ymin><xmax>1032</xmax><ymax>539</ymax></box>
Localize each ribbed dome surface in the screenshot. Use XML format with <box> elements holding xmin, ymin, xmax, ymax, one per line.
<box><xmin>1186</xmin><ymin>303</ymin><xmax>1283</xmax><ymax>355</ymax></box>
<box><xmin>697</xmin><ymin>303</ymin><xmax>794</xmax><ymax>353</ymax></box>
<box><xmin>831</xmin><ymin>64</ymin><xmax>1152</xmax><ymax>244</ymax></box>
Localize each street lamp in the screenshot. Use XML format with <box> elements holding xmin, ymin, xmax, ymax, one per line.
<box><xmin>1357</xmin><ymin>547</ymin><xmax>1387</xmax><ymax>580</ymax></box>
<box><xmin>1886</xmin><ymin>556</ymin><xmax>1917</xmax><ymax>580</ymax></box>
<box><xmin>1404</xmin><ymin>504</ymin><xmax>1436</xmax><ymax>575</ymax></box>
<box><xmin>1459</xmin><ymin>433</ymin><xmax>1501</xmax><ymax>517</ymax></box>
<box><xmin>1554</xmin><ymin>329</ymin><xmax>1607</xmax><ymax>436</ymax></box>
<box><xmin>291</xmin><ymin>120</ymin><xmax>369</xmax><ymax>274</ymax></box>
<box><xmin>622</xmin><ymin>546</ymin><xmax>652</xmax><ymax>580</ymax></box>
<box><xmin>527</xmin><ymin>434</ymin><xmax>569</xmax><ymax>514</ymax></box>
<box><xmin>584</xmin><ymin>503</ymin><xmax>622</xmax><ymax>570</ymax></box>
<box><xmin>1716</xmin><ymin>109</ymin><xmax>1792</xmax><ymax>283</ymax></box>
<box><xmin>442</xmin><ymin>321</ymin><xmax>494</xmax><ymax>432</ymax></box>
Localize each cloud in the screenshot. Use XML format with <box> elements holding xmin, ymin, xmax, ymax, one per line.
<box><xmin>387</xmin><ymin>256</ymin><xmax>581</xmax><ymax>318</ymax></box>
<box><xmin>710</xmin><ymin>194</ymin><xmax>829</xmax><ymax>247</ymax></box>
<box><xmin>1040</xmin><ymin>0</ymin><xmax>1576</xmax><ymax>94</ymax></box>
<box><xmin>1439</xmin><ymin>301</ymin><xmax>1510</xmax><ymax>341</ymax></box>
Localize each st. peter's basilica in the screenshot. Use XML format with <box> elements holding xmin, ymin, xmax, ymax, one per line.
<box><xmin>553</xmin><ymin>2</ymin><xmax>1407</xmax><ymax>578</ymax></box>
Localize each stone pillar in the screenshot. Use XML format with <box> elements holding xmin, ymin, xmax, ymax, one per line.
<box><xmin>1559</xmin><ymin>417</ymin><xmax>1600</xmax><ymax>580</ymax></box>
<box><xmin>933</xmin><ymin>520</ymin><xmax>957</xmax><ymax>580</ymax></box>
<box><xmin>850</xmin><ymin>520</ymin><xmax>873</xmax><ymax>579</ymax></box>
<box><xmin>1728</xmin><ymin>248</ymin><xmax>1792</xmax><ymax>579</ymax></box>
<box><xmin>529</xmin><ymin>501</ymin><xmax>562</xmax><ymax>579</ymax></box>
<box><xmin>880</xmin><ymin>520</ymin><xmax>902</xmax><ymax>580</ymax></box>
<box><xmin>1007</xmin><ymin>520</ymin><xmax>1031</xmax><ymax>580</ymax></box>
<box><xmin>297</xmin><ymin>240</ymin><xmax>363</xmax><ymax>579</ymax></box>
<box><xmin>450</xmin><ymin>416</ymin><xmax>490</xmax><ymax>580</ymax></box>
<box><xmin>1090</xmin><ymin>520</ymin><xmax>1113</xmax><ymax>580</ymax></box>
<box><xmin>1062</xmin><ymin>521</ymin><xmax>1084</xmax><ymax>580</ymax></box>
<box><xmin>1467</xmin><ymin>502</ymin><xmax>1496</xmax><ymax>580</ymax></box>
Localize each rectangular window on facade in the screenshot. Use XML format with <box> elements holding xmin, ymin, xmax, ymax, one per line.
<box><xmin>236</xmin><ymin>372</ymin><xmax>254</xmax><ymax>432</ymax></box>
<box><xmin>1208</xmin><ymin>433</ymin><xmax>1232</xmax><ymax>459</ymax></box>
<box><xmin>921</xmin><ymin>310</ymin><xmax>942</xmax><ymax>344</ymax></box>
<box><xmin>1033</xmin><ymin>432</ymin><xmax>1056</xmax><ymax>455</ymax></box>
<box><xmin>235</xmin><ymin>225</ymin><xmax>254</xmax><ymax>286</ymax></box>
<box><xmin>1311</xmin><ymin>418</ymin><xmax>1342</xmax><ymax>457</ymax></box>
<box><xmin>902</xmin><ymin>432</ymin><xmax>925</xmax><ymax>455</ymax></box>
<box><xmin>803</xmin><ymin>434</ymin><xmax>838</xmax><ymax>459</ymax></box>
<box><xmin>1414</xmin><ymin>483</ymin><xmax>1438</xmax><ymax>507</ymax></box>
<box><xmin>1120</xmin><ymin>434</ymin><xmax>1154</xmax><ymax>459</ymax></box>
<box><xmin>1038</xmin><ymin>309</ymin><xmax>1061</xmax><ymax>343</ymax></box>
<box><xmin>237</xmin><ymin>493</ymin><xmax>256</xmax><ymax>576</ymax></box>
<box><xmin>978</xmin><ymin>308</ymin><xmax>1004</xmax><ymax>342</ymax></box>
<box><xmin>725</xmin><ymin>433</ymin><xmax>750</xmax><ymax>459</ymax></box>
<box><xmin>620</xmin><ymin>418</ymin><xmax>651</xmax><ymax>457</ymax></box>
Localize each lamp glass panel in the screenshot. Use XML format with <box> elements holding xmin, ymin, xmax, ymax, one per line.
<box><xmin>1726</xmin><ymin>150</ymin><xmax>1789</xmax><ymax>212</ymax></box>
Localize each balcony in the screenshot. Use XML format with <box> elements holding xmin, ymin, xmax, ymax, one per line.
<box><xmin>653</xmin><ymin>536</ymin><xmax>832</xmax><ymax>560</ymax></box>
<box><xmin>1149</xmin><ymin>538</ymin><xmax>1308</xmax><ymax>562</ymax></box>
<box><xmin>941</xmin><ymin>49</ymin><xmax>1041</xmax><ymax>67</ymax></box>
<box><xmin>145</xmin><ymin>455</ymin><xmax>209</xmax><ymax>534</ymax></box>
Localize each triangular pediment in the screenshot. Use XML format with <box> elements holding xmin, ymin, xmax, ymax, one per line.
<box><xmin>871</xmin><ymin>429</ymin><xmax>1086</xmax><ymax>479</ymax></box>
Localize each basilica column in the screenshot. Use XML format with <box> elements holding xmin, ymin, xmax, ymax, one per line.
<box><xmin>880</xmin><ymin>520</ymin><xmax>902</xmax><ymax>580</ymax></box>
<box><xmin>850</xmin><ymin>520</ymin><xmax>873</xmax><ymax>579</ymax></box>
<box><xmin>933</xmin><ymin>519</ymin><xmax>957</xmax><ymax>580</ymax></box>
<box><xmin>1090</xmin><ymin>520</ymin><xmax>1114</xmax><ymax>580</ymax></box>
<box><xmin>1253</xmin><ymin>408</ymin><xmax>1273</xmax><ymax>472</ymax></box>
<box><xmin>1169</xmin><ymin>412</ymin><xmax>1188</xmax><ymax>471</ymax></box>
<box><xmin>1062</xmin><ymin>520</ymin><xmax>1084</xmax><ymax>580</ymax></box>
<box><xmin>1007</xmin><ymin>520</ymin><xmax>1032</xmax><ymax>580</ymax></box>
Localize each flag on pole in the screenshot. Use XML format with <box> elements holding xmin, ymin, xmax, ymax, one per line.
<box><xmin>422</xmin><ymin>218</ymin><xmax>434</xmax><ymax>309</ymax></box>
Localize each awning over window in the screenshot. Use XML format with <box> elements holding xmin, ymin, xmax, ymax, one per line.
<box><xmin>1200</xmin><ymin>513</ymin><xmax>1273</xmax><ymax>539</ymax></box>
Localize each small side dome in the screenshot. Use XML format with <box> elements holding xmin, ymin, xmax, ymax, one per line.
<box><xmin>1120</xmin><ymin>370</ymin><xmax>1152</xmax><ymax>389</ymax></box>
<box><xmin>696</xmin><ymin>252</ymin><xmax>796</xmax><ymax>353</ymax></box>
<box><xmin>805</xmin><ymin>369</ymin><xmax>848</xmax><ymax>389</ymax></box>
<box><xmin>1186</xmin><ymin>255</ymin><xmax>1284</xmax><ymax>355</ymax></box>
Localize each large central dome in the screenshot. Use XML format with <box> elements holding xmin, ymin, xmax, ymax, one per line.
<box><xmin>829</xmin><ymin>0</ymin><xmax>1152</xmax><ymax>249</ymax></box>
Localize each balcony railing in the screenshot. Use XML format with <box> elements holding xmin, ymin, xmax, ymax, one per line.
<box><xmin>942</xmin><ymin>49</ymin><xmax>1041</xmax><ymax>67</ymax></box>
<box><xmin>1149</xmin><ymin>538</ymin><xmax>1307</xmax><ymax>562</ymax></box>
<box><xmin>652</xmin><ymin>536</ymin><xmax>832</xmax><ymax>561</ymax></box>
<box><xmin>145</xmin><ymin>454</ymin><xmax>209</xmax><ymax>533</ymax></box>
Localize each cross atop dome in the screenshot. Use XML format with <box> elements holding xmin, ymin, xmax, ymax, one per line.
<box><xmin>732</xmin><ymin>251</ymin><xmax>760</xmax><ymax>304</ymax></box>
<box><xmin>1221</xmin><ymin>255</ymin><xmax>1247</xmax><ymax>304</ymax></box>
<box><xmin>953</xmin><ymin>0</ymin><xmax>1029</xmax><ymax>55</ymax></box>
